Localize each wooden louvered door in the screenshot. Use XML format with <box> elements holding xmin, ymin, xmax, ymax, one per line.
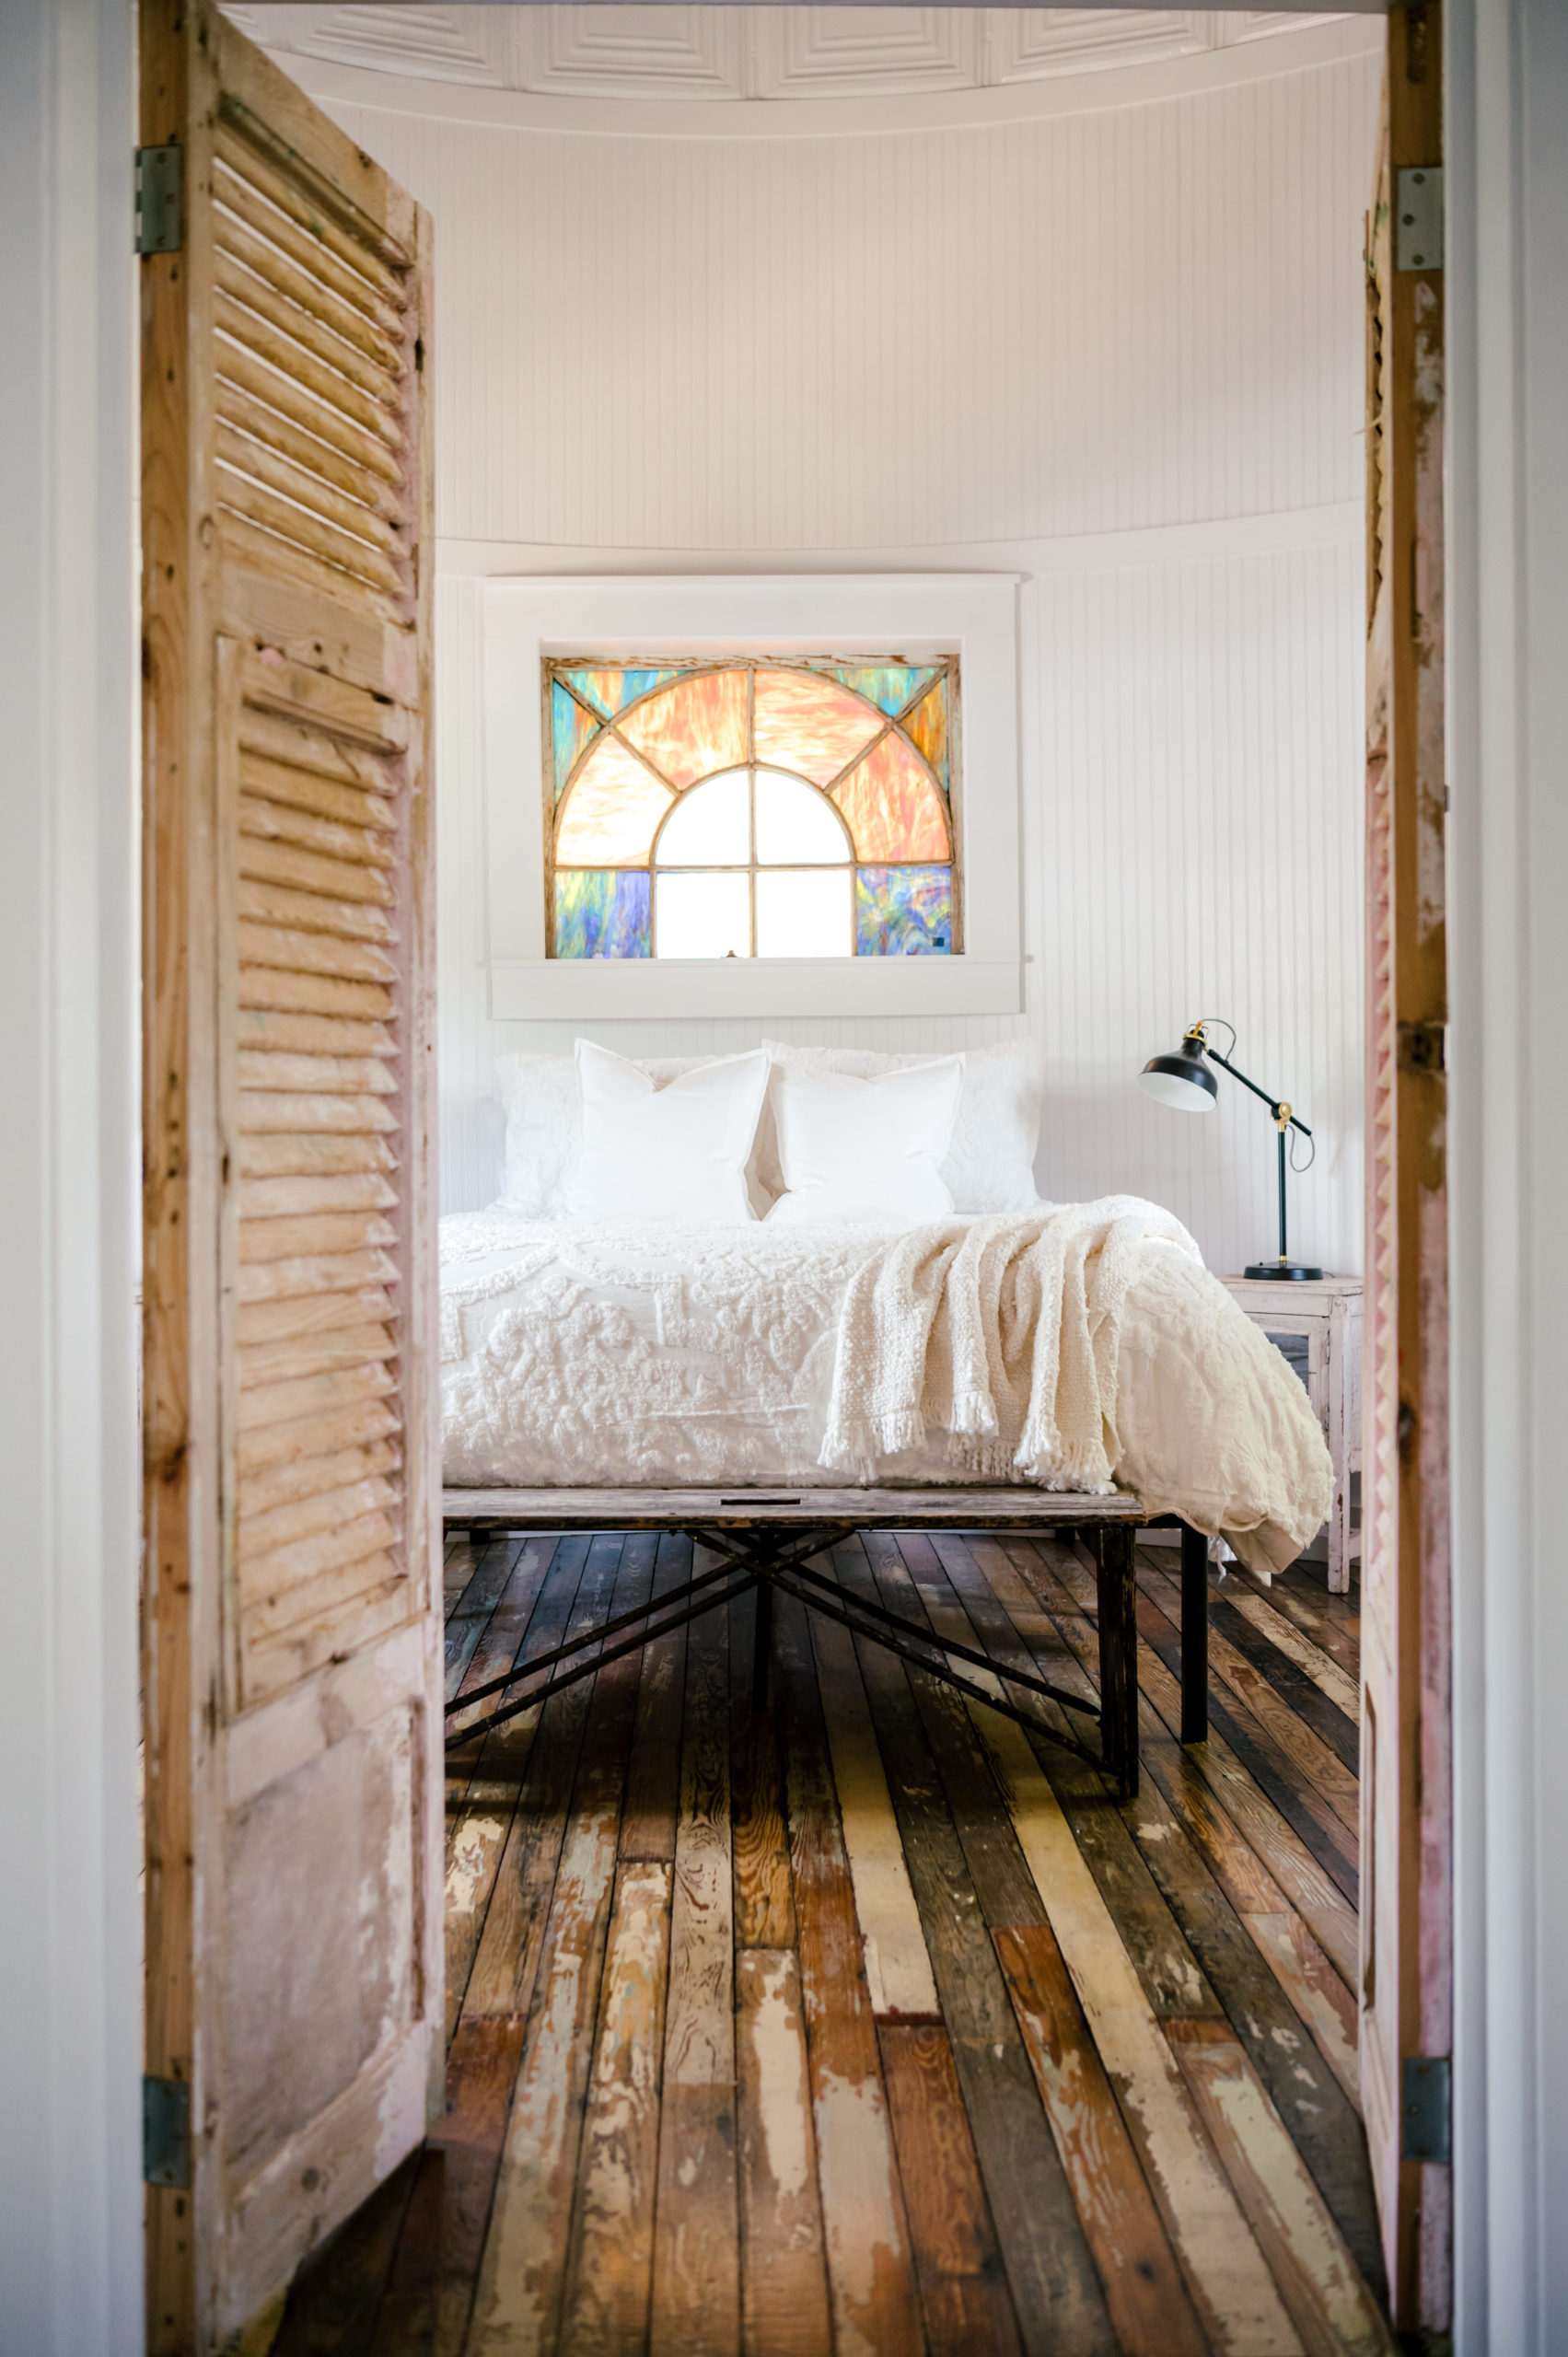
<box><xmin>1360</xmin><ymin>3</ymin><xmax>1451</xmax><ymax>2338</ymax></box>
<box><xmin>139</xmin><ymin>2</ymin><xmax>439</xmax><ymax>2344</ymax></box>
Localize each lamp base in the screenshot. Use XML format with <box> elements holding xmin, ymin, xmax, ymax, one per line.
<box><xmin>1243</xmin><ymin>1259</ymin><xmax>1323</xmax><ymax>1282</ymax></box>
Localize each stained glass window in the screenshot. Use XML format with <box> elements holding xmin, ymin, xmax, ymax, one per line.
<box><xmin>544</xmin><ymin>656</ymin><xmax>960</xmax><ymax>959</ymax></box>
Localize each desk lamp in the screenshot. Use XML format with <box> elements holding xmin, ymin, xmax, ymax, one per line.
<box><xmin>1138</xmin><ymin>1019</ymin><xmax>1321</xmax><ymax>1281</ymax></box>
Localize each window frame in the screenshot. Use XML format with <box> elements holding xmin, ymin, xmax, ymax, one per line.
<box><xmin>482</xmin><ymin>573</ymin><xmax>1022</xmax><ymax>1017</ymax></box>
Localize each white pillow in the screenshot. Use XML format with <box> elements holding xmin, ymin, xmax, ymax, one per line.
<box><xmin>494</xmin><ymin>1049</ymin><xmax>772</xmax><ymax>1218</ymax></box>
<box><xmin>761</xmin><ymin>1037</ymin><xmax>1044</xmax><ymax>1213</ymax></box>
<box><xmin>565</xmin><ymin>1041</ymin><xmax>770</xmax><ymax>1225</ymax></box>
<box><xmin>765</xmin><ymin>1056</ymin><xmax>963</xmax><ymax>1227</ymax></box>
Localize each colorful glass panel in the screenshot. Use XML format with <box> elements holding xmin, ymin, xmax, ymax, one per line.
<box><xmin>752</xmin><ymin>669</ymin><xmax>881</xmax><ymax>785</ymax></box>
<box><xmin>552</xmin><ymin>681</ymin><xmax>599</xmax><ymax>800</ymax></box>
<box><xmin>555</xmin><ymin>868</ymin><xmax>651</xmax><ymax>958</ymax></box>
<box><xmin>558</xmin><ymin>664</ymin><xmax>687</xmax><ymax>719</ymax></box>
<box><xmin>854</xmin><ymin>866</ymin><xmax>954</xmax><ymax>957</ymax></box>
<box><xmin>829</xmin><ymin>664</ymin><xmax>940</xmax><ymax>718</ymax></box>
<box><xmin>901</xmin><ymin>684</ymin><xmax>949</xmax><ymax>798</ymax></box>
<box><xmin>620</xmin><ymin>669</ymin><xmax>749</xmax><ymax>788</ymax></box>
<box><xmin>555</xmin><ymin>734</ymin><xmax>672</xmax><ymax>865</ymax></box>
<box><xmin>832</xmin><ymin>733</ymin><xmax>949</xmax><ymax>862</ymax></box>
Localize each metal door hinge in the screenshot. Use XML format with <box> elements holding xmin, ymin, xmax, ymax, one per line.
<box><xmin>135</xmin><ymin>145</ymin><xmax>183</xmax><ymax>255</ymax></box>
<box><xmin>143</xmin><ymin>2073</ymin><xmax>192</xmax><ymax>2188</ymax></box>
<box><xmin>1401</xmin><ymin>2055</ymin><xmax>1451</xmax><ymax>2164</ymax></box>
<box><xmin>1396</xmin><ymin>168</ymin><xmax>1444</xmax><ymax>273</ymax></box>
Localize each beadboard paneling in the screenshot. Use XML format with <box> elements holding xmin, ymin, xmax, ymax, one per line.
<box><xmin>290</xmin><ymin>29</ymin><xmax>1376</xmax><ymax>1272</ymax></box>
<box><xmin>317</xmin><ymin>46</ymin><xmax>1380</xmax><ymax>553</ymax></box>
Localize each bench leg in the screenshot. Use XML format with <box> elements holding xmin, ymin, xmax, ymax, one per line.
<box><xmin>1180</xmin><ymin>1523</ymin><xmax>1209</xmax><ymax>1744</ymax></box>
<box><xmin>1095</xmin><ymin>1524</ymin><xmax>1139</xmax><ymax>1799</ymax></box>
<box><xmin>751</xmin><ymin>1572</ymin><xmax>773</xmax><ymax>1711</ymax></box>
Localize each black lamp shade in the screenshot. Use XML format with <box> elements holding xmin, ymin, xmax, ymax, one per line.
<box><xmin>1139</xmin><ymin>1040</ymin><xmax>1219</xmax><ymax>1113</ymax></box>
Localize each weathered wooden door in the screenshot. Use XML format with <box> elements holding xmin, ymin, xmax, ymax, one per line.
<box><xmin>1361</xmin><ymin>1</ymin><xmax>1450</xmax><ymax>2336</ymax></box>
<box><xmin>139</xmin><ymin>3</ymin><xmax>439</xmax><ymax>2343</ymax></box>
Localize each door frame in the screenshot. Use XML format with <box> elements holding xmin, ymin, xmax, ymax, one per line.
<box><xmin>3</xmin><ymin>0</ymin><xmax>1567</xmax><ymax>2348</ymax></box>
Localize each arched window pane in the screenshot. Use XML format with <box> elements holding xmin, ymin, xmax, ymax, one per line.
<box><xmin>754</xmin><ymin>770</ymin><xmax>852</xmax><ymax>865</ymax></box>
<box><xmin>753</xmin><ymin>669</ymin><xmax>882</xmax><ymax>784</ymax></box>
<box><xmin>621</xmin><ymin>669</ymin><xmax>749</xmax><ymax>787</ymax></box>
<box><xmin>557</xmin><ymin>735</ymin><xmax>672</xmax><ymax>865</ymax></box>
<box><xmin>756</xmin><ymin>869</ymin><xmax>852</xmax><ymax>958</ymax></box>
<box><xmin>656</xmin><ymin>869</ymin><xmax>750</xmax><ymax>959</ymax></box>
<box><xmin>656</xmin><ymin>770</ymin><xmax>750</xmax><ymax>866</ymax></box>
<box><xmin>832</xmin><ymin>733</ymin><xmax>949</xmax><ymax>862</ymax></box>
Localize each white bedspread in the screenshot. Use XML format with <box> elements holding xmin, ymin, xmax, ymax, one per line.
<box><xmin>440</xmin><ymin>1205</ymin><xmax>1334</xmax><ymax>1575</ymax></box>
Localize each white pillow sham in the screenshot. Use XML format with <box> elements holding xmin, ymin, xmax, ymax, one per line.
<box><xmin>494</xmin><ymin>1048</ymin><xmax>772</xmax><ymax>1218</ymax></box>
<box><xmin>761</xmin><ymin>1037</ymin><xmax>1044</xmax><ymax>1213</ymax></box>
<box><xmin>564</xmin><ymin>1041</ymin><xmax>770</xmax><ymax>1225</ymax></box>
<box><xmin>765</xmin><ymin>1055</ymin><xmax>963</xmax><ymax>1227</ymax></box>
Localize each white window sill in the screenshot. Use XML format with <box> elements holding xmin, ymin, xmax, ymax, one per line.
<box><xmin>490</xmin><ymin>955</ymin><xmax>1022</xmax><ymax>1021</ymax></box>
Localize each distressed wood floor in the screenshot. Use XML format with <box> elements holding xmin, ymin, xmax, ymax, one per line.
<box><xmin>273</xmin><ymin>1528</ymin><xmax>1391</xmax><ymax>2356</ymax></box>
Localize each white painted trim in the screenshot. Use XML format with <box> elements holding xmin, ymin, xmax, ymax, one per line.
<box><xmin>480</xmin><ymin>572</ymin><xmax>1021</xmax><ymax>1019</ymax></box>
<box><xmin>0</xmin><ymin>0</ymin><xmax>142</xmax><ymax>2348</ymax></box>
<box><xmin>1446</xmin><ymin>1</ymin><xmax>1568</xmax><ymax>2350</ymax></box>
<box><xmin>262</xmin><ymin>11</ymin><xmax>1384</xmax><ymax>141</ymax></box>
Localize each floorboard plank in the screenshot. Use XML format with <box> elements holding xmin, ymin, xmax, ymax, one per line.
<box><xmin>996</xmin><ymin>1540</ymin><xmax>1360</xmax><ymax>2076</ymax></box>
<box><xmin>1167</xmin><ymin>2019</ymin><xmax>1395</xmax><ymax>2357</ymax></box>
<box><xmin>366</xmin><ymin>2017</ymin><xmax>524</xmax><ymax>2357</ymax></box>
<box><xmin>444</xmin><ymin>1533</ymin><xmax>525</xmax><ymax>1700</ymax></box>
<box><xmin>1238</xmin><ymin>1565</ymin><xmax>1363</xmax><ymax>1681</ymax></box>
<box><xmin>1204</xmin><ymin>1591</ymin><xmax>1360</xmax><ymax>1773</ymax></box>
<box><xmin>650</xmin><ymin>1585</ymin><xmax>740</xmax><ymax>2357</ymax></box>
<box><xmin>1141</xmin><ymin>1565</ymin><xmax>1361</xmax><ymax>1812</ymax></box>
<box><xmin>451</xmin><ymin>1534</ymin><xmax>609</xmax><ymax>2032</ymax></box>
<box><xmin>839</xmin><ymin>1537</ymin><xmax>1118</xmax><ymax>2357</ymax></box>
<box><xmin>772</xmin><ymin>1587</ymin><xmax>925</xmax><ymax>2357</ymax></box>
<box><xmin>620</xmin><ymin>1531</ymin><xmax>692</xmax><ymax>1865</ymax></box>
<box><xmin>933</xmin><ymin>1536</ymin><xmax>1219</xmax><ymax>2021</ymax></box>
<box><xmin>730</xmin><ymin>1587</ymin><xmax>796</xmax><ymax>1950</ymax></box>
<box><xmin>556</xmin><ymin>1859</ymin><xmax>673</xmax><ymax>2357</ymax></box>
<box><xmin>807</xmin><ymin>1610</ymin><xmax>939</xmax><ymax>2020</ymax></box>
<box><xmin>736</xmin><ymin>1948</ymin><xmax>835</xmax><ymax>2357</ymax></box>
<box><xmin>884</xmin><ymin>1537</ymin><xmax>1305</xmax><ymax>2357</ymax></box>
<box><xmin>467</xmin><ymin>1538</ymin><xmax>648</xmax><ymax>2353</ymax></box>
<box><xmin>878</xmin><ymin>2019</ymin><xmax>1026</xmax><ymax>2357</ymax></box>
<box><xmin>1221</xmin><ymin>1585</ymin><xmax>1361</xmax><ymax>1722</ymax></box>
<box><xmin>993</xmin><ymin>1924</ymin><xmax>1205</xmax><ymax>2357</ymax></box>
<box><xmin>1000</xmin><ymin>1541</ymin><xmax>1384</xmax><ymax>2298</ymax></box>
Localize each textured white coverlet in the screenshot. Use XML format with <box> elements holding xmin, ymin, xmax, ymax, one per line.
<box><xmin>440</xmin><ymin>1205</ymin><xmax>1333</xmax><ymax>1575</ymax></box>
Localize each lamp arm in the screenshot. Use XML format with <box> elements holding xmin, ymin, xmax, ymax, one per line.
<box><xmin>1202</xmin><ymin>1047</ymin><xmax>1313</xmax><ymax>1140</ymax></box>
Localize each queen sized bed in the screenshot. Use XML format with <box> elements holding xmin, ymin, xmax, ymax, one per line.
<box><xmin>439</xmin><ymin>1201</ymin><xmax>1332</xmax><ymax>1579</ymax></box>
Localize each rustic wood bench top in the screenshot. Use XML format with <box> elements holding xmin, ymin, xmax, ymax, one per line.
<box><xmin>441</xmin><ymin>1485</ymin><xmax>1153</xmax><ymax>1533</ymax></box>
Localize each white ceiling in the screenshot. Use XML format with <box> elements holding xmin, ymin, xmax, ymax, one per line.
<box><xmin>226</xmin><ymin>6</ymin><xmax>1350</xmax><ymax>101</ymax></box>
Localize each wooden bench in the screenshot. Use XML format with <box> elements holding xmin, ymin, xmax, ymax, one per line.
<box><xmin>442</xmin><ymin>1488</ymin><xmax>1212</xmax><ymax>1799</ymax></box>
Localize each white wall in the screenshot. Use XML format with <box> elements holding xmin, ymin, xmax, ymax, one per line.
<box><xmin>275</xmin><ymin>13</ymin><xmax>1381</xmax><ymax>1273</ymax></box>
<box><xmin>1447</xmin><ymin>1</ymin><xmax>1568</xmax><ymax>2349</ymax></box>
<box><xmin>0</xmin><ymin>0</ymin><xmax>142</xmax><ymax>2349</ymax></box>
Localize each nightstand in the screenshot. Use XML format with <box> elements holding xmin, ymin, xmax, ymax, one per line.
<box><xmin>1220</xmin><ymin>1273</ymin><xmax>1363</xmax><ymax>1593</ymax></box>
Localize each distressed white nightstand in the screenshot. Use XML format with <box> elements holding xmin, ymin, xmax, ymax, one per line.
<box><xmin>1220</xmin><ymin>1273</ymin><xmax>1363</xmax><ymax>1592</ymax></box>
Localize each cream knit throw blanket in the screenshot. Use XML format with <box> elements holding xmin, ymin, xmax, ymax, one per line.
<box><xmin>820</xmin><ymin>1198</ymin><xmax>1202</xmax><ymax>1489</ymax></box>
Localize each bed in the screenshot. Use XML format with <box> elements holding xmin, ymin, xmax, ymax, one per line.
<box><xmin>439</xmin><ymin>1040</ymin><xmax>1334</xmax><ymax>1797</ymax></box>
